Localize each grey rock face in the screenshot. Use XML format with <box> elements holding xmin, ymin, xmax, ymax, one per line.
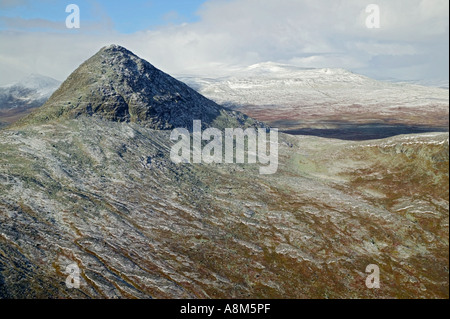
<box><xmin>18</xmin><ymin>45</ymin><xmax>258</xmax><ymax>130</ymax></box>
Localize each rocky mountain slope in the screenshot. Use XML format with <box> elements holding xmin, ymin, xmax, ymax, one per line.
<box><xmin>0</xmin><ymin>47</ymin><xmax>448</xmax><ymax>299</ymax></box>
<box><xmin>17</xmin><ymin>45</ymin><xmax>257</xmax><ymax>131</ymax></box>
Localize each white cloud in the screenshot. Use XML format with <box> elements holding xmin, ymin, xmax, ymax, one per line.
<box><xmin>0</xmin><ymin>0</ymin><xmax>448</xmax><ymax>85</ymax></box>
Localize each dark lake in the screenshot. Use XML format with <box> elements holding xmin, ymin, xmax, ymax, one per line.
<box><xmin>282</xmin><ymin>123</ymin><xmax>449</xmax><ymax>141</ymax></box>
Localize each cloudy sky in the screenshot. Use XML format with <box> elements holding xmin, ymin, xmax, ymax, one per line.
<box><xmin>0</xmin><ymin>0</ymin><xmax>448</xmax><ymax>85</ymax></box>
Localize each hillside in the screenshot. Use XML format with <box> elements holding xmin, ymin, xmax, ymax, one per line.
<box><xmin>0</xmin><ymin>47</ymin><xmax>448</xmax><ymax>299</ymax></box>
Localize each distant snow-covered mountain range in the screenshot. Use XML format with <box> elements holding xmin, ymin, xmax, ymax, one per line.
<box><xmin>0</xmin><ymin>74</ymin><xmax>60</xmax><ymax>127</ymax></box>
<box><xmin>0</xmin><ymin>74</ymin><xmax>60</xmax><ymax>111</ymax></box>
<box><xmin>179</xmin><ymin>62</ymin><xmax>448</xmax><ymax>110</ymax></box>
<box><xmin>178</xmin><ymin>62</ymin><xmax>449</xmax><ymax>136</ymax></box>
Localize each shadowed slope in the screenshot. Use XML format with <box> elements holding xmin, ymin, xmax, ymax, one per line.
<box><xmin>16</xmin><ymin>45</ymin><xmax>258</xmax><ymax>131</ymax></box>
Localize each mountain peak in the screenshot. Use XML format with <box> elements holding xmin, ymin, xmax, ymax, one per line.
<box><xmin>17</xmin><ymin>45</ymin><xmax>256</xmax><ymax>130</ymax></box>
<box><xmin>97</xmin><ymin>44</ymin><xmax>140</xmax><ymax>62</ymax></box>
<box><xmin>101</xmin><ymin>43</ymin><xmax>126</xmax><ymax>50</ymax></box>
<box><xmin>16</xmin><ymin>74</ymin><xmax>60</xmax><ymax>91</ymax></box>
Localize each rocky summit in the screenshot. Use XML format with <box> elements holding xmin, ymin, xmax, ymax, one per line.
<box><xmin>17</xmin><ymin>45</ymin><xmax>257</xmax><ymax>131</ymax></box>
<box><xmin>0</xmin><ymin>45</ymin><xmax>448</xmax><ymax>299</ymax></box>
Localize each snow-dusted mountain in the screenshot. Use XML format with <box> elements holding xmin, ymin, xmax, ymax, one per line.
<box><xmin>179</xmin><ymin>62</ymin><xmax>449</xmax><ymax>138</ymax></box>
<box><xmin>0</xmin><ymin>74</ymin><xmax>60</xmax><ymax>111</ymax></box>
<box><xmin>181</xmin><ymin>62</ymin><xmax>449</xmax><ymax>108</ymax></box>
<box><xmin>15</xmin><ymin>45</ymin><xmax>259</xmax><ymax>131</ymax></box>
<box><xmin>1</xmin><ymin>46</ymin><xmax>448</xmax><ymax>298</ymax></box>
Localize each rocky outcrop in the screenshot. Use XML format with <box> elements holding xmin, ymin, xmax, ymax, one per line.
<box><xmin>17</xmin><ymin>45</ymin><xmax>258</xmax><ymax>131</ymax></box>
